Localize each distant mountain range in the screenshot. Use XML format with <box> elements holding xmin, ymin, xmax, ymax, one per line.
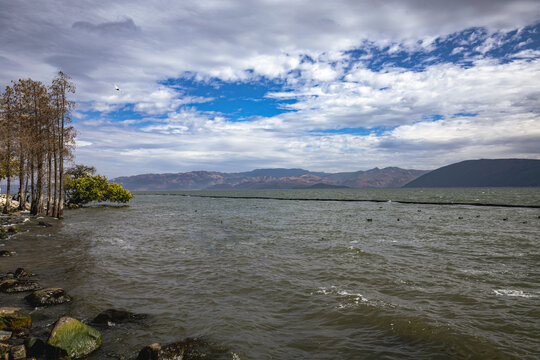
<box><xmin>112</xmin><ymin>159</ymin><xmax>540</xmax><ymax>191</ymax></box>
<box><xmin>404</xmin><ymin>159</ymin><xmax>540</xmax><ymax>188</ymax></box>
<box><xmin>112</xmin><ymin>167</ymin><xmax>429</xmax><ymax>191</ymax></box>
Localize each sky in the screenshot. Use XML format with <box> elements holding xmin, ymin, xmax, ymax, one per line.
<box><xmin>1</xmin><ymin>0</ymin><xmax>539</xmax><ymax>178</ymax></box>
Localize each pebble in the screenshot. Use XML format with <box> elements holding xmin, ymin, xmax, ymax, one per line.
<box><xmin>0</xmin><ymin>330</ymin><xmax>11</xmax><ymax>341</ymax></box>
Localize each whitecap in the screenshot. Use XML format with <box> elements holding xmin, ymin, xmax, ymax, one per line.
<box><xmin>493</xmin><ymin>289</ymin><xmax>537</xmax><ymax>298</ymax></box>
<box><xmin>337</xmin><ymin>290</ymin><xmax>368</xmax><ymax>303</ymax></box>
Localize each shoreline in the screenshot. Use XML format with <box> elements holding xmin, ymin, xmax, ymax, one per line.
<box><xmin>1</xmin><ymin>212</ymin><xmax>238</xmax><ymax>359</ymax></box>
<box><xmin>168</xmin><ymin>192</ymin><xmax>540</xmax><ymax>209</ymax></box>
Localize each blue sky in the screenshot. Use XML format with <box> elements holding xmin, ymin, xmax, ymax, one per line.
<box><xmin>1</xmin><ymin>0</ymin><xmax>539</xmax><ymax>177</ymax></box>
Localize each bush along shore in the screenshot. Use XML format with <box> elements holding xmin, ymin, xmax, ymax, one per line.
<box><xmin>1</xmin><ymin>212</ymin><xmax>239</xmax><ymax>359</ymax></box>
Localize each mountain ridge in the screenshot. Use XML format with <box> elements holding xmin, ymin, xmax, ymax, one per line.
<box><xmin>403</xmin><ymin>159</ymin><xmax>540</xmax><ymax>188</ymax></box>
<box><xmin>112</xmin><ymin>167</ymin><xmax>429</xmax><ymax>191</ymax></box>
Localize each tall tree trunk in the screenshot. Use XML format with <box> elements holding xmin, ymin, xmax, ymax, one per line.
<box><xmin>25</xmin><ymin>174</ymin><xmax>29</xmax><ymax>205</ymax></box>
<box><xmin>58</xmin><ymin>101</ymin><xmax>65</xmax><ymax>219</ymax></box>
<box><xmin>30</xmin><ymin>161</ymin><xmax>35</xmax><ymax>214</ymax></box>
<box><xmin>18</xmin><ymin>152</ymin><xmax>25</xmax><ymax>210</ymax></box>
<box><xmin>2</xmin><ymin>145</ymin><xmax>12</xmax><ymax>214</ymax></box>
<box><xmin>47</xmin><ymin>150</ymin><xmax>52</xmax><ymax>216</ymax></box>
<box><xmin>33</xmin><ymin>155</ymin><xmax>45</xmax><ymax>215</ymax></box>
<box><xmin>53</xmin><ymin>143</ymin><xmax>58</xmax><ymax>217</ymax></box>
<box><xmin>2</xmin><ymin>156</ymin><xmax>10</xmax><ymax>214</ymax></box>
<box><xmin>4</xmin><ymin>175</ymin><xmax>11</xmax><ymax>214</ymax></box>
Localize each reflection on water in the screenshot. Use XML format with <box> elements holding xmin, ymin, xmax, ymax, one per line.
<box><xmin>1</xmin><ymin>188</ymin><xmax>539</xmax><ymax>359</ymax></box>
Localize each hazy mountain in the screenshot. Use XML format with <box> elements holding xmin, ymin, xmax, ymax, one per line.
<box><xmin>207</xmin><ymin>174</ymin><xmax>338</xmax><ymax>190</ymax></box>
<box><xmin>113</xmin><ymin>167</ymin><xmax>428</xmax><ymax>191</ymax></box>
<box><xmin>326</xmin><ymin>167</ymin><xmax>429</xmax><ymax>188</ymax></box>
<box><xmin>403</xmin><ymin>159</ymin><xmax>540</xmax><ymax>188</ymax></box>
<box><xmin>234</xmin><ymin>168</ymin><xmax>330</xmax><ymax>178</ymax></box>
<box><xmin>113</xmin><ymin>171</ymin><xmax>232</xmax><ymax>191</ymax></box>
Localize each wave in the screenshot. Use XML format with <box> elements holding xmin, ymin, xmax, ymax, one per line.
<box><xmin>493</xmin><ymin>289</ymin><xmax>537</xmax><ymax>298</ymax></box>
<box><xmin>312</xmin><ymin>286</ymin><xmax>518</xmax><ymax>358</ymax></box>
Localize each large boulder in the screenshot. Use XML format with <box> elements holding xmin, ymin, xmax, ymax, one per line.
<box><xmin>25</xmin><ymin>288</ymin><xmax>72</xmax><ymax>307</ymax></box>
<box><xmin>46</xmin><ymin>317</ymin><xmax>101</xmax><ymax>359</ymax></box>
<box><xmin>136</xmin><ymin>338</ymin><xmax>231</xmax><ymax>360</ymax></box>
<box><xmin>0</xmin><ymin>279</ymin><xmax>40</xmax><ymax>293</ymax></box>
<box><xmin>0</xmin><ymin>308</ymin><xmax>31</xmax><ymax>330</ymax></box>
<box><xmin>91</xmin><ymin>309</ymin><xmax>147</xmax><ymax>327</ymax></box>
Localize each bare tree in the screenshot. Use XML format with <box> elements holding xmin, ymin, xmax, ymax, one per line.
<box><xmin>50</xmin><ymin>72</ymin><xmax>75</xmax><ymax>219</ymax></box>
<box><xmin>0</xmin><ymin>86</ymin><xmax>18</xmax><ymax>213</ymax></box>
<box><xmin>2</xmin><ymin>73</ymin><xmax>76</xmax><ymax>217</ymax></box>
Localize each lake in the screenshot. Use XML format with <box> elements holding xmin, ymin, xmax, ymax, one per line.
<box><xmin>1</xmin><ymin>188</ymin><xmax>539</xmax><ymax>359</ymax></box>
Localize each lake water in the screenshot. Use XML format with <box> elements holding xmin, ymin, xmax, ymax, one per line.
<box><xmin>1</xmin><ymin>188</ymin><xmax>539</xmax><ymax>359</ymax></box>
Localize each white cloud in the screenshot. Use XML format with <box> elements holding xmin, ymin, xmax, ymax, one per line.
<box><xmin>266</xmin><ymin>57</ymin><xmax>540</xmax><ymax>131</ymax></box>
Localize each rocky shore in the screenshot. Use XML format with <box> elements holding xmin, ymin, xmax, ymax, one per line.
<box><xmin>1</xmin><ymin>212</ymin><xmax>239</xmax><ymax>359</ymax></box>
<box><xmin>0</xmin><ymin>195</ymin><xmax>30</xmax><ymax>213</ymax></box>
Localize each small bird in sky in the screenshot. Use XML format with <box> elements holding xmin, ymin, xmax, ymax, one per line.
<box><xmin>114</xmin><ymin>84</ymin><xmax>120</xmax><ymax>91</ymax></box>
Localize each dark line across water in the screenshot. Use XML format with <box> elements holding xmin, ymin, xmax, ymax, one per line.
<box><xmin>150</xmin><ymin>193</ymin><xmax>540</xmax><ymax>209</ymax></box>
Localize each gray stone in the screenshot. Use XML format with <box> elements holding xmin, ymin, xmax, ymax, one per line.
<box><xmin>91</xmin><ymin>309</ymin><xmax>147</xmax><ymax>326</ymax></box>
<box><xmin>10</xmin><ymin>344</ymin><xmax>25</xmax><ymax>360</ymax></box>
<box><xmin>136</xmin><ymin>338</ymin><xmax>231</xmax><ymax>360</ymax></box>
<box><xmin>0</xmin><ymin>279</ymin><xmax>40</xmax><ymax>293</ymax></box>
<box><xmin>14</xmin><ymin>268</ymin><xmax>33</xmax><ymax>278</ymax></box>
<box><xmin>25</xmin><ymin>288</ymin><xmax>72</xmax><ymax>307</ymax></box>
<box><xmin>0</xmin><ymin>331</ymin><xmax>10</xmax><ymax>341</ymax></box>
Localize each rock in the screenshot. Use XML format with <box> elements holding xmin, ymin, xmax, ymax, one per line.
<box><xmin>136</xmin><ymin>338</ymin><xmax>230</xmax><ymax>360</ymax></box>
<box><xmin>38</xmin><ymin>221</ymin><xmax>52</xmax><ymax>227</ymax></box>
<box><xmin>106</xmin><ymin>351</ymin><xmax>127</xmax><ymax>359</ymax></box>
<box><xmin>0</xmin><ymin>308</ymin><xmax>31</xmax><ymax>330</ymax></box>
<box><xmin>9</xmin><ymin>344</ymin><xmax>25</xmax><ymax>360</ymax></box>
<box><xmin>0</xmin><ymin>251</ymin><xmax>13</xmax><ymax>257</ymax></box>
<box><xmin>14</xmin><ymin>268</ymin><xmax>33</xmax><ymax>278</ymax></box>
<box><xmin>25</xmin><ymin>337</ymin><xmax>46</xmax><ymax>358</ymax></box>
<box><xmin>9</xmin><ymin>327</ymin><xmax>30</xmax><ymax>338</ymax></box>
<box><xmin>91</xmin><ymin>309</ymin><xmax>147</xmax><ymax>326</ymax></box>
<box><xmin>0</xmin><ymin>342</ymin><xmax>10</xmax><ymax>358</ymax></box>
<box><xmin>1</xmin><ymin>273</ymin><xmax>14</xmax><ymax>280</ymax></box>
<box><xmin>6</xmin><ymin>226</ymin><xmax>21</xmax><ymax>234</ymax></box>
<box><xmin>0</xmin><ymin>331</ymin><xmax>10</xmax><ymax>341</ymax></box>
<box><xmin>0</xmin><ymin>279</ymin><xmax>40</xmax><ymax>293</ymax></box>
<box><xmin>46</xmin><ymin>317</ymin><xmax>101</xmax><ymax>359</ymax></box>
<box><xmin>25</xmin><ymin>288</ymin><xmax>72</xmax><ymax>307</ymax></box>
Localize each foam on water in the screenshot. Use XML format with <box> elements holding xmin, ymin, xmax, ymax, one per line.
<box><xmin>493</xmin><ymin>289</ymin><xmax>537</xmax><ymax>298</ymax></box>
